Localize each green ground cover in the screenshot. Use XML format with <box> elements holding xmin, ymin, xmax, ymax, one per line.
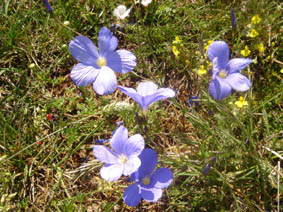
<box><xmin>0</xmin><ymin>0</ymin><xmax>282</xmax><ymax>211</ymax></box>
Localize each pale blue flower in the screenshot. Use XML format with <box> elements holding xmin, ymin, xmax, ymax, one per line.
<box><xmin>118</xmin><ymin>81</ymin><xmax>175</xmax><ymax>110</ymax></box>
<box><xmin>69</xmin><ymin>27</ymin><xmax>136</xmax><ymax>95</ymax></box>
<box><xmin>93</xmin><ymin>126</ymin><xmax>144</xmax><ymax>182</ymax></box>
<box><xmin>208</xmin><ymin>41</ymin><xmax>252</xmax><ymax>100</ymax></box>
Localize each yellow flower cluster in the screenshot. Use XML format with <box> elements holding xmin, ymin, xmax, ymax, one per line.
<box><xmin>251</xmin><ymin>14</ymin><xmax>261</xmax><ymax>24</ymax></box>
<box><xmin>235</xmin><ymin>96</ymin><xmax>248</xmax><ymax>108</ymax></box>
<box><xmin>240</xmin><ymin>46</ymin><xmax>251</xmax><ymax>57</ymax></box>
<box><xmin>197</xmin><ymin>65</ymin><xmax>207</xmax><ymax>76</ymax></box>
<box><xmin>257</xmin><ymin>43</ymin><xmax>265</xmax><ymax>53</ymax></box>
<box><xmin>249</xmin><ymin>29</ymin><xmax>259</xmax><ymax>38</ymax></box>
<box><xmin>172</xmin><ymin>46</ymin><xmax>180</xmax><ymax>58</ymax></box>
<box><xmin>205</xmin><ymin>40</ymin><xmax>213</xmax><ymax>50</ymax></box>
<box><xmin>173</xmin><ymin>36</ymin><xmax>182</xmax><ymax>44</ymax></box>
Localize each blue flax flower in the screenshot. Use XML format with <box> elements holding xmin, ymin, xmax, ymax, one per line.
<box><xmin>124</xmin><ymin>148</ymin><xmax>173</xmax><ymax>207</ymax></box>
<box><xmin>208</xmin><ymin>41</ymin><xmax>252</xmax><ymax>100</ymax></box>
<box><xmin>118</xmin><ymin>81</ymin><xmax>175</xmax><ymax>110</ymax></box>
<box><xmin>93</xmin><ymin>126</ymin><xmax>144</xmax><ymax>182</ymax></box>
<box><xmin>69</xmin><ymin>27</ymin><xmax>136</xmax><ymax>95</ymax></box>
<box><xmin>43</xmin><ymin>0</ymin><xmax>53</xmax><ymax>12</ymax></box>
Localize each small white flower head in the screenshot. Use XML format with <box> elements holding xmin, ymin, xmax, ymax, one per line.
<box><xmin>113</xmin><ymin>5</ymin><xmax>131</xmax><ymax>20</ymax></box>
<box><xmin>63</xmin><ymin>21</ymin><xmax>70</xmax><ymax>26</ymax></box>
<box><xmin>141</xmin><ymin>0</ymin><xmax>152</xmax><ymax>7</ymax></box>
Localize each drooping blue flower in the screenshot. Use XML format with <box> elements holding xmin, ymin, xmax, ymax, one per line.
<box><xmin>208</xmin><ymin>41</ymin><xmax>252</xmax><ymax>100</ymax></box>
<box><xmin>123</xmin><ymin>148</ymin><xmax>173</xmax><ymax>207</ymax></box>
<box><xmin>188</xmin><ymin>96</ymin><xmax>199</xmax><ymax>107</ymax></box>
<box><xmin>43</xmin><ymin>0</ymin><xmax>53</xmax><ymax>12</ymax></box>
<box><xmin>118</xmin><ymin>81</ymin><xmax>175</xmax><ymax>110</ymax></box>
<box><xmin>203</xmin><ymin>163</ymin><xmax>211</xmax><ymax>175</ymax></box>
<box><xmin>231</xmin><ymin>9</ymin><xmax>237</xmax><ymax>29</ymax></box>
<box><xmin>93</xmin><ymin>126</ymin><xmax>144</xmax><ymax>182</ymax></box>
<box><xmin>69</xmin><ymin>27</ymin><xmax>136</xmax><ymax>95</ymax></box>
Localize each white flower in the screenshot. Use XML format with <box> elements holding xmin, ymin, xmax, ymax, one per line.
<box><xmin>113</xmin><ymin>5</ymin><xmax>131</xmax><ymax>20</ymax></box>
<box><xmin>141</xmin><ymin>0</ymin><xmax>152</xmax><ymax>7</ymax></box>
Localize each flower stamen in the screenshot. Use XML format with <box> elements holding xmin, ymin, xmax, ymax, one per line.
<box><xmin>97</xmin><ymin>57</ymin><xmax>107</xmax><ymax>67</ymax></box>
<box><xmin>219</xmin><ymin>70</ymin><xmax>227</xmax><ymax>78</ymax></box>
<box><xmin>142</xmin><ymin>176</ymin><xmax>151</xmax><ymax>185</ymax></box>
<box><xmin>118</xmin><ymin>154</ymin><xmax>128</xmax><ymax>164</ymax></box>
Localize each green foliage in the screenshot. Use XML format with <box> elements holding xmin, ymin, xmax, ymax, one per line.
<box><xmin>0</xmin><ymin>0</ymin><xmax>282</xmax><ymax>211</ymax></box>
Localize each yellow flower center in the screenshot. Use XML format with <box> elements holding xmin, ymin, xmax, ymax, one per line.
<box><xmin>142</xmin><ymin>176</ymin><xmax>151</xmax><ymax>185</ymax></box>
<box><xmin>97</xmin><ymin>56</ymin><xmax>107</xmax><ymax>67</ymax></box>
<box><xmin>219</xmin><ymin>70</ymin><xmax>227</xmax><ymax>78</ymax></box>
<box><xmin>118</xmin><ymin>154</ymin><xmax>128</xmax><ymax>164</ymax></box>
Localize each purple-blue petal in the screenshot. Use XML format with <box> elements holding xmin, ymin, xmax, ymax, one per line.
<box><xmin>70</xmin><ymin>63</ymin><xmax>99</xmax><ymax>86</ymax></box>
<box><xmin>124</xmin><ymin>134</ymin><xmax>145</xmax><ymax>157</ymax></box>
<box><xmin>140</xmin><ymin>186</ymin><xmax>163</xmax><ymax>202</ymax></box>
<box><xmin>123</xmin><ymin>183</ymin><xmax>141</xmax><ymax>207</ymax></box>
<box><xmin>92</xmin><ymin>66</ymin><xmax>117</xmax><ymax>95</ymax></box>
<box><xmin>188</xmin><ymin>96</ymin><xmax>199</xmax><ymax>107</ymax></box>
<box><xmin>116</xmin><ymin>50</ymin><xmax>137</xmax><ymax>73</ymax></box>
<box><xmin>136</xmin><ymin>81</ymin><xmax>158</xmax><ymax>96</ymax></box>
<box><xmin>226</xmin><ymin>73</ymin><xmax>251</xmax><ymax>91</ymax></box>
<box><xmin>133</xmin><ymin>148</ymin><xmax>158</xmax><ymax>182</ymax></box>
<box><xmin>100</xmin><ymin>163</ymin><xmax>123</xmax><ymax>182</ymax></box>
<box><xmin>93</xmin><ymin>145</ymin><xmax>118</xmax><ymax>164</ymax></box>
<box><xmin>98</xmin><ymin>27</ymin><xmax>118</xmax><ymax>55</ymax></box>
<box><xmin>208</xmin><ymin>41</ymin><xmax>230</xmax><ymax>70</ymax></box>
<box><xmin>209</xmin><ymin>77</ymin><xmax>232</xmax><ymax>100</ymax></box>
<box><xmin>150</xmin><ymin>168</ymin><xmax>173</xmax><ymax>189</ymax></box>
<box><xmin>231</xmin><ymin>9</ymin><xmax>237</xmax><ymax>28</ymax></box>
<box><xmin>141</xmin><ymin>88</ymin><xmax>175</xmax><ymax>110</ymax></box>
<box><xmin>123</xmin><ymin>156</ymin><xmax>141</xmax><ymax>176</ymax></box>
<box><xmin>226</xmin><ymin>58</ymin><xmax>252</xmax><ymax>74</ymax></box>
<box><xmin>118</xmin><ymin>86</ymin><xmax>143</xmax><ymax>108</ymax></box>
<box><xmin>43</xmin><ymin>0</ymin><xmax>53</xmax><ymax>12</ymax></box>
<box><xmin>105</xmin><ymin>51</ymin><xmax>122</xmax><ymax>73</ymax></box>
<box><xmin>110</xmin><ymin>126</ymin><xmax>128</xmax><ymax>155</ymax></box>
<box><xmin>69</xmin><ymin>36</ymin><xmax>99</xmax><ymax>66</ymax></box>
<box><xmin>203</xmin><ymin>163</ymin><xmax>211</xmax><ymax>175</ymax></box>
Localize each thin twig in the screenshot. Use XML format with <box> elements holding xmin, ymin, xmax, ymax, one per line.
<box><xmin>278</xmin><ymin>161</ymin><xmax>280</xmax><ymax>212</ymax></box>
<box><xmin>263</xmin><ymin>146</ymin><xmax>283</xmax><ymax>160</ymax></box>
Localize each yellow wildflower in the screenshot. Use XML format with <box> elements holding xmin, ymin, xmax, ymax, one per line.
<box><xmin>280</xmin><ymin>69</ymin><xmax>283</xmax><ymax>74</ymax></box>
<box><xmin>173</xmin><ymin>36</ymin><xmax>181</xmax><ymax>44</ymax></box>
<box><xmin>240</xmin><ymin>45</ymin><xmax>251</xmax><ymax>57</ymax></box>
<box><xmin>249</xmin><ymin>29</ymin><xmax>259</xmax><ymax>38</ymax></box>
<box><xmin>251</xmin><ymin>14</ymin><xmax>261</xmax><ymax>24</ymax></box>
<box><xmin>205</xmin><ymin>40</ymin><xmax>213</xmax><ymax>50</ymax></box>
<box><xmin>172</xmin><ymin>46</ymin><xmax>180</xmax><ymax>58</ymax></box>
<box><xmin>235</xmin><ymin>96</ymin><xmax>248</xmax><ymax>108</ymax></box>
<box><xmin>257</xmin><ymin>43</ymin><xmax>265</xmax><ymax>53</ymax></box>
<box><xmin>197</xmin><ymin>65</ymin><xmax>207</xmax><ymax>75</ymax></box>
